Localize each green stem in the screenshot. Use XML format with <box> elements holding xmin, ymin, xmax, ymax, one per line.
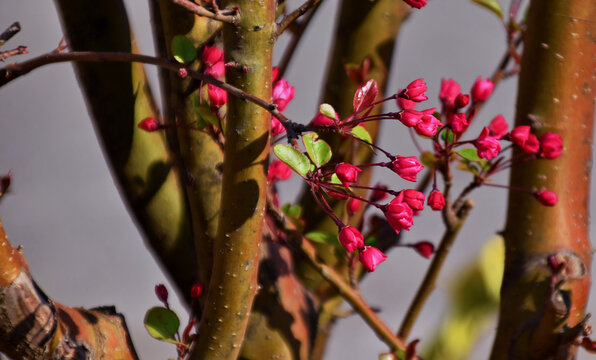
<box><xmin>397</xmin><ymin>200</ymin><xmax>473</xmax><ymax>340</ymax></box>
<box><xmin>189</xmin><ymin>0</ymin><xmax>275</xmax><ymax>358</ymax></box>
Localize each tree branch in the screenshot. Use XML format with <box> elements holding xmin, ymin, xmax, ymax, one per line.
<box><xmin>0</xmin><ymin>22</ymin><xmax>21</xmax><ymax>49</ymax></box>
<box><xmin>275</xmin><ymin>0</ymin><xmax>322</xmax><ymax>37</ymax></box>
<box><xmin>171</xmin><ymin>0</ymin><xmax>239</xmax><ymax>24</ymax></box>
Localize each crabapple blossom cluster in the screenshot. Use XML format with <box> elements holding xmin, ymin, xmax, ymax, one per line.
<box><xmin>270</xmin><ymin>76</ymin><xmax>563</xmax><ymax>273</ymax></box>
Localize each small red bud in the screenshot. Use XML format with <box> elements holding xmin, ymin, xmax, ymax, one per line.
<box><xmin>178</xmin><ymin>67</ymin><xmax>188</xmax><ymax>78</ymax></box>
<box><xmin>191</xmin><ymin>283</ymin><xmax>204</xmax><ymax>300</ymax></box>
<box><xmin>155</xmin><ymin>284</ymin><xmax>169</xmax><ymax>304</ymax></box>
<box><xmin>454</xmin><ymin>93</ymin><xmax>469</xmax><ymax>108</ymax></box>
<box><xmin>412</xmin><ymin>241</ymin><xmax>434</xmax><ymax>259</ymax></box>
<box><xmin>138</xmin><ymin>117</ymin><xmax>162</xmax><ymax>132</ymax></box>
<box><xmin>347</xmin><ymin>198</ymin><xmax>361</xmax><ymax>213</ymax></box>
<box><xmin>535</xmin><ymin>190</ymin><xmax>557</xmax><ymax>206</ymax></box>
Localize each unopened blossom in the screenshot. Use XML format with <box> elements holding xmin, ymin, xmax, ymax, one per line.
<box><xmin>390</xmin><ymin>156</ymin><xmax>424</xmax><ymax>182</ymax></box>
<box><xmin>470</xmin><ymin>76</ymin><xmax>494</xmax><ymax>102</ymax></box>
<box><xmin>384</xmin><ymin>195</ymin><xmax>414</xmax><ymax>233</ymax></box>
<box><xmin>155</xmin><ymin>284</ymin><xmax>168</xmax><ymax>304</ymax></box>
<box><xmin>370</xmin><ymin>184</ymin><xmax>389</xmax><ymax>202</ymax></box>
<box><xmin>455</xmin><ymin>93</ymin><xmax>470</xmax><ymax>108</ymax></box>
<box><xmin>449</xmin><ymin>113</ymin><xmax>468</xmax><ymax>134</ymax></box>
<box><xmin>268</xmin><ymin>160</ymin><xmax>292</xmax><ymax>182</ymax></box>
<box><xmin>271</xmin><ymin>117</ymin><xmax>286</xmax><ymax>136</ymax></box>
<box><xmin>535</xmin><ymin>190</ymin><xmax>558</xmax><ymax>206</ymax></box>
<box><xmin>399</xmin><ymin>109</ymin><xmax>424</xmax><ymax>127</ymax></box>
<box><xmin>403</xmin><ymin>189</ymin><xmax>425</xmax><ymax>210</ymax></box>
<box><xmin>397</xmin><ymin>96</ymin><xmax>417</xmax><ymax>110</ymax></box>
<box><xmin>138</xmin><ymin>117</ymin><xmax>162</xmax><ymax>132</ymax></box>
<box><xmin>403</xmin><ymin>0</ymin><xmax>427</xmax><ymax>9</ymax></box>
<box><xmin>191</xmin><ymin>283</ymin><xmax>204</xmax><ymax>300</ymax></box>
<box><xmin>413</xmin><ymin>241</ymin><xmax>435</xmax><ymax>259</ymax></box>
<box><xmin>439</xmin><ymin>78</ymin><xmax>461</xmax><ymax>108</ymax></box>
<box><xmin>475</xmin><ymin>127</ymin><xmax>501</xmax><ymax>160</ymax></box>
<box><xmin>489</xmin><ymin>114</ymin><xmax>508</xmax><ymax>139</ymax></box>
<box><xmin>415</xmin><ymin>113</ymin><xmax>442</xmax><ymax>137</ymax></box>
<box><xmin>272</xmin><ymin>66</ymin><xmax>279</xmax><ymax>82</ymax></box>
<box><xmin>178</xmin><ymin>67</ymin><xmax>188</xmax><ymax>78</ymax></box>
<box><xmin>427</xmin><ymin>190</ymin><xmax>445</xmax><ymax>211</ymax></box>
<box><xmin>347</xmin><ymin>198</ymin><xmax>361</xmax><ymax>213</ymax></box>
<box><xmin>339</xmin><ymin>226</ymin><xmax>364</xmax><ymax>252</ymax></box>
<box><xmin>336</xmin><ymin>163</ymin><xmax>362</xmax><ymax>187</ymax></box>
<box><xmin>402</xmin><ymin>78</ymin><xmax>428</xmax><ymax>102</ymax></box>
<box><xmin>359</xmin><ymin>246</ymin><xmax>387</xmax><ymax>272</ymax></box>
<box><xmin>207</xmin><ymin>84</ymin><xmax>227</xmax><ymax>108</ymax></box>
<box><xmin>539</xmin><ymin>131</ymin><xmax>563</xmax><ymax>159</ymax></box>
<box><xmin>510</xmin><ymin>125</ymin><xmax>531</xmax><ymax>147</ymax></box>
<box><xmin>205</xmin><ymin>60</ymin><xmax>225</xmax><ymax>79</ymax></box>
<box><xmin>202</xmin><ymin>45</ymin><xmax>224</xmax><ymax>68</ymax></box>
<box><xmin>311</xmin><ymin>111</ymin><xmax>337</xmax><ymax>126</ymax></box>
<box><xmin>272</xmin><ymin>78</ymin><xmax>295</xmax><ymax>112</ymax></box>
<box><xmin>522</xmin><ymin>134</ymin><xmax>540</xmax><ymax>154</ymax></box>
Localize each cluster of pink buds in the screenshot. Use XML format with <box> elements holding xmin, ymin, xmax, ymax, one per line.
<box><xmin>270</xmin><ymin>67</ymin><xmax>296</xmax><ymax>137</ymax></box>
<box><xmin>338</xmin><ymin>225</ymin><xmax>387</xmax><ymax>272</ymax></box>
<box><xmin>203</xmin><ymin>45</ymin><xmax>228</xmax><ymax>109</ymax></box>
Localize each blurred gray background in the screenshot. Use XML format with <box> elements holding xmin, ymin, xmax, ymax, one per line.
<box><xmin>0</xmin><ymin>1</ymin><xmax>594</xmax><ymax>359</ymax></box>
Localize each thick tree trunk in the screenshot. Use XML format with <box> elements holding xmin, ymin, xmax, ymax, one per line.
<box><xmin>491</xmin><ymin>0</ymin><xmax>596</xmax><ymax>358</ymax></box>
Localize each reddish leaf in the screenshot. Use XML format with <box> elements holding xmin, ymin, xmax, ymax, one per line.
<box><xmin>353</xmin><ymin>79</ymin><xmax>378</xmax><ymax>114</ymax></box>
<box><xmin>406</xmin><ymin>339</ymin><xmax>420</xmax><ymax>360</ymax></box>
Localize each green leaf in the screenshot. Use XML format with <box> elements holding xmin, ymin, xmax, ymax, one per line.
<box><xmin>350</xmin><ymin>125</ymin><xmax>374</xmax><ymax>151</ymax></box>
<box><xmin>281</xmin><ymin>203</ymin><xmax>302</xmax><ymax>218</ymax></box>
<box><xmin>306</xmin><ymin>231</ymin><xmax>338</xmax><ymax>245</ymax></box>
<box><xmin>471</xmin><ymin>0</ymin><xmax>503</xmax><ymax>19</ymax></box>
<box><xmin>330</xmin><ymin>173</ymin><xmax>342</xmax><ymax>185</ymax></box>
<box><xmin>274</xmin><ymin>144</ymin><xmax>311</xmax><ymax>177</ymax></box>
<box><xmin>302</xmin><ymin>132</ymin><xmax>332</xmax><ymax>167</ymax></box>
<box><xmin>364</xmin><ymin>235</ymin><xmax>378</xmax><ymax>247</ymax></box>
<box><xmin>319</xmin><ymin>103</ymin><xmax>336</xmax><ymax>120</ymax></box>
<box><xmin>172</xmin><ymin>35</ymin><xmax>196</xmax><ymax>63</ymax></box>
<box><xmin>144</xmin><ymin>307</ymin><xmax>181</xmax><ymax>344</ymax></box>
<box><xmin>420</xmin><ymin>151</ymin><xmax>437</xmax><ymax>168</ymax></box>
<box><xmin>456</xmin><ymin>148</ymin><xmax>482</xmax><ymax>162</ymax></box>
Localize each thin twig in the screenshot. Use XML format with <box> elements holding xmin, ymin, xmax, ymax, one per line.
<box><xmin>0</xmin><ymin>50</ymin><xmax>289</xmax><ymax>123</ymax></box>
<box><xmin>0</xmin><ymin>22</ymin><xmax>21</xmax><ymax>49</ymax></box>
<box><xmin>397</xmin><ymin>200</ymin><xmax>473</xmax><ymax>340</ymax></box>
<box><xmin>275</xmin><ymin>0</ymin><xmax>322</xmax><ymax>37</ymax></box>
<box><xmin>0</xmin><ymin>46</ymin><xmax>28</xmax><ymax>61</ymax></box>
<box><xmin>277</xmin><ymin>1</ymin><xmax>321</xmax><ymax>77</ymax></box>
<box><xmin>171</xmin><ymin>0</ymin><xmax>239</xmax><ymax>24</ymax></box>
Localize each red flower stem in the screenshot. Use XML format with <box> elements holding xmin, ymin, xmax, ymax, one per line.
<box><xmin>310</xmin><ymin>185</ymin><xmax>343</xmax><ymax>227</ymax></box>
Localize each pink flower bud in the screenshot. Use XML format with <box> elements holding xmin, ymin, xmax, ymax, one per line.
<box><xmin>347</xmin><ymin>198</ymin><xmax>361</xmax><ymax>213</ymax></box>
<box><xmin>474</xmin><ymin>127</ymin><xmax>501</xmax><ymax>160</ymax></box>
<box><xmin>403</xmin><ymin>0</ymin><xmax>427</xmax><ymax>9</ymax></box>
<box><xmin>489</xmin><ymin>114</ymin><xmax>508</xmax><ymax>139</ymax></box>
<box><xmin>470</xmin><ymin>76</ymin><xmax>494</xmax><ymax>102</ymax></box>
<box><xmin>449</xmin><ymin>113</ymin><xmax>468</xmax><ymax>134</ymax></box>
<box><xmin>271</xmin><ymin>117</ymin><xmax>286</xmax><ymax>136</ymax></box>
<box><xmin>384</xmin><ymin>196</ymin><xmax>414</xmax><ymax>233</ymax></box>
<box><xmin>398</xmin><ymin>109</ymin><xmax>424</xmax><ymax>127</ymax></box>
<box><xmin>202</xmin><ymin>45</ymin><xmax>224</xmax><ymax>68</ymax></box>
<box><xmin>439</xmin><ymin>78</ymin><xmax>461</xmax><ymax>108</ymax></box>
<box><xmin>191</xmin><ymin>283</ymin><xmax>204</xmax><ymax>300</ymax></box>
<box><xmin>535</xmin><ymin>190</ymin><xmax>557</xmax><ymax>206</ymax></box>
<box><xmin>412</xmin><ymin>241</ymin><xmax>434</xmax><ymax>259</ymax></box>
<box><xmin>311</xmin><ymin>112</ymin><xmax>337</xmax><ymax>126</ymax></box>
<box><xmin>370</xmin><ymin>184</ymin><xmax>389</xmax><ymax>202</ymax></box>
<box><xmin>522</xmin><ymin>133</ymin><xmax>540</xmax><ymax>154</ymax></box>
<box><xmin>396</xmin><ymin>96</ymin><xmax>417</xmax><ymax>110</ymax></box>
<box><xmin>403</xmin><ymin>189</ymin><xmax>425</xmax><ymax>210</ymax></box>
<box><xmin>138</xmin><ymin>117</ymin><xmax>162</xmax><ymax>132</ymax></box>
<box><xmin>335</xmin><ymin>163</ymin><xmax>362</xmax><ymax>187</ymax></box>
<box><xmin>415</xmin><ymin>113</ymin><xmax>442</xmax><ymax>137</ymax></box>
<box><xmin>510</xmin><ymin>125</ymin><xmax>531</xmax><ymax>147</ymax></box>
<box><xmin>268</xmin><ymin>160</ymin><xmax>292</xmax><ymax>182</ymax></box>
<box><xmin>427</xmin><ymin>190</ymin><xmax>445</xmax><ymax>211</ymax></box>
<box><xmin>205</xmin><ymin>60</ymin><xmax>225</xmax><ymax>79</ymax></box>
<box><xmin>272</xmin><ymin>78</ymin><xmax>295</xmax><ymax>112</ymax></box>
<box><xmin>390</xmin><ymin>156</ymin><xmax>424</xmax><ymax>182</ymax></box>
<box><xmin>178</xmin><ymin>67</ymin><xmax>188</xmax><ymax>78</ymax></box>
<box><xmin>402</xmin><ymin>78</ymin><xmax>428</xmax><ymax>102</ymax></box>
<box><xmin>454</xmin><ymin>93</ymin><xmax>470</xmax><ymax>108</ymax></box>
<box><xmin>539</xmin><ymin>131</ymin><xmax>563</xmax><ymax>159</ymax></box>
<box><xmin>339</xmin><ymin>226</ymin><xmax>364</xmax><ymax>252</ymax></box>
<box><xmin>207</xmin><ymin>84</ymin><xmax>227</xmax><ymax>108</ymax></box>
<box><xmin>155</xmin><ymin>284</ymin><xmax>168</xmax><ymax>304</ymax></box>
<box><xmin>359</xmin><ymin>246</ymin><xmax>387</xmax><ymax>272</ymax></box>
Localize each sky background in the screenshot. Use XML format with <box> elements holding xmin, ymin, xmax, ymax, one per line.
<box><xmin>0</xmin><ymin>1</ymin><xmax>594</xmax><ymax>359</ymax></box>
